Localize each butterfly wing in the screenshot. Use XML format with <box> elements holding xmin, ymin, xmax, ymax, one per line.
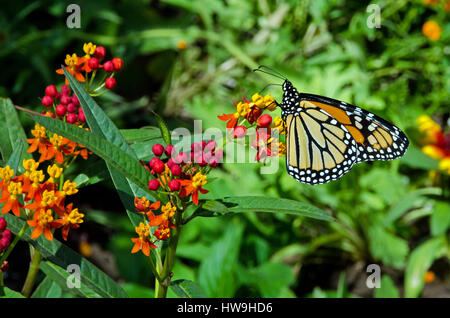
<box><xmin>299</xmin><ymin>93</ymin><xmax>409</xmax><ymax>163</ymax></box>
<box><xmin>284</xmin><ymin>102</ymin><xmax>359</xmax><ymax>185</ymax></box>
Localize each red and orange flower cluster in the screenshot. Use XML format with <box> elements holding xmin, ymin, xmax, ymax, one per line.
<box><xmin>0</xmin><ymin>160</ymin><xmax>83</xmax><ymax>241</ymax></box>
<box><xmin>417</xmin><ymin>115</ymin><xmax>450</xmax><ymax>174</ymax></box>
<box><xmin>56</xmin><ymin>42</ymin><xmax>123</xmax><ymax>92</ymax></box>
<box><xmin>27</xmin><ymin>124</ymin><xmax>90</xmax><ymax>165</ymax></box>
<box><xmin>130</xmin><ymin>140</ymin><xmax>222</xmax><ymax>255</ymax></box>
<box><xmin>218</xmin><ymin>93</ymin><xmax>286</xmax><ymax>163</ymax></box>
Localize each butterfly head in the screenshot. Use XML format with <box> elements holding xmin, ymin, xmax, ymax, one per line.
<box><xmin>281</xmin><ymin>80</ymin><xmax>299</xmax><ymax>111</ymax></box>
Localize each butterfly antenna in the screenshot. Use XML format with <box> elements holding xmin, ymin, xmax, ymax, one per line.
<box><xmin>257</xmin><ymin>65</ymin><xmax>287</xmax><ymax>80</ymax></box>
<box><xmin>252</xmin><ymin>68</ymin><xmax>285</xmax><ymax>81</ymax></box>
<box><xmin>258</xmin><ymin>83</ymin><xmax>282</xmax><ymax>95</ymax></box>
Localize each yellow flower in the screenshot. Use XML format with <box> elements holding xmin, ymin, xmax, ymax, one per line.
<box><xmin>0</xmin><ymin>166</ymin><xmax>14</xmax><ymax>185</ymax></box>
<box><xmin>422</xmin><ymin>145</ymin><xmax>445</xmax><ymax>160</ymax></box>
<box><xmin>83</xmin><ymin>42</ymin><xmax>97</xmax><ymax>57</ymax></box>
<box><xmin>161</xmin><ymin>202</ymin><xmax>176</xmax><ymax>219</ymax></box>
<box><xmin>62</xmin><ymin>180</ymin><xmax>78</xmax><ymax>196</ymax></box>
<box><xmin>273</xmin><ymin>116</ymin><xmax>286</xmax><ymax>134</ymax></box>
<box><xmin>438</xmin><ymin>158</ymin><xmax>450</xmax><ymax>174</ymax></box>
<box><xmin>422</xmin><ymin>21</ymin><xmax>441</xmax><ymax>41</ymax></box>
<box><xmin>192</xmin><ymin>172</ymin><xmax>207</xmax><ymax>189</ymax></box>
<box><xmin>7</xmin><ymin>182</ymin><xmax>23</xmax><ymax>200</ymax></box>
<box><xmin>47</xmin><ymin>164</ymin><xmax>63</xmax><ymax>183</ymax></box>
<box><xmin>23</xmin><ymin>159</ymin><xmax>39</xmax><ymax>174</ymax></box>
<box><xmin>67</xmin><ymin>208</ymin><xmax>84</xmax><ymax>225</ymax></box>
<box><xmin>236</xmin><ymin>101</ymin><xmax>251</xmax><ymax>117</ymax></box>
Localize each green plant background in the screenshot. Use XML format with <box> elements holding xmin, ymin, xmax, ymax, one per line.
<box><xmin>0</xmin><ymin>0</ymin><xmax>449</xmax><ymax>298</ymax></box>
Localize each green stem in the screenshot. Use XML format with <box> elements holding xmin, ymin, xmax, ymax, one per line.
<box><xmin>156</xmin><ymin>209</ymin><xmax>183</xmax><ymax>298</ymax></box>
<box><xmin>21</xmin><ymin>246</ymin><xmax>42</xmax><ymax>297</ymax></box>
<box><xmin>0</xmin><ymin>223</ymin><xmax>28</xmax><ymax>266</ymax></box>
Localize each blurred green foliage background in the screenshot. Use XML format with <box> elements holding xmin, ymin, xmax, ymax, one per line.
<box><xmin>0</xmin><ymin>0</ymin><xmax>449</xmax><ymax>298</ymax></box>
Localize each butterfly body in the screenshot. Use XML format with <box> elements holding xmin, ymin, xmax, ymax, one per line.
<box><xmin>280</xmin><ymin>80</ymin><xmax>409</xmax><ymax>185</ymax></box>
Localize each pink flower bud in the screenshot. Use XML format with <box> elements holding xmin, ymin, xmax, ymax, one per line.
<box><xmin>45</xmin><ymin>85</ymin><xmax>57</xmax><ymax>97</ymax></box>
<box><xmin>60</xmin><ymin>94</ymin><xmax>71</xmax><ymax>105</ymax></box>
<box><xmin>112</xmin><ymin>57</ymin><xmax>123</xmax><ymax>71</ymax></box>
<box><xmin>148</xmin><ymin>179</ymin><xmax>160</xmax><ymax>191</ymax></box>
<box><xmin>258</xmin><ymin>114</ymin><xmax>272</xmax><ymax>127</ymax></box>
<box><xmin>41</xmin><ymin>96</ymin><xmax>53</xmax><ymax>108</ymax></box>
<box><xmin>71</xmin><ymin>94</ymin><xmax>80</xmax><ymax>106</ymax></box>
<box><xmin>174</xmin><ymin>152</ymin><xmax>187</xmax><ymax>164</ymax></box>
<box><xmin>55</xmin><ymin>104</ymin><xmax>67</xmax><ymax>117</ymax></box>
<box><xmin>170</xmin><ymin>164</ymin><xmax>182</xmax><ymax>176</ymax></box>
<box><xmin>165</xmin><ymin>145</ymin><xmax>175</xmax><ymax>157</ymax></box>
<box><xmin>0</xmin><ymin>217</ymin><xmax>6</xmax><ymax>231</ymax></box>
<box><xmin>233</xmin><ymin>125</ymin><xmax>247</xmax><ymax>138</ymax></box>
<box><xmin>152</xmin><ymin>143</ymin><xmax>164</xmax><ymax>157</ymax></box>
<box><xmin>103</xmin><ymin>61</ymin><xmax>114</xmax><ymax>73</ymax></box>
<box><xmin>105</xmin><ymin>77</ymin><xmax>116</xmax><ymax>89</ymax></box>
<box><xmin>2</xmin><ymin>229</ymin><xmax>11</xmax><ymax>241</ymax></box>
<box><xmin>169</xmin><ymin>179</ymin><xmax>181</xmax><ymax>192</ymax></box>
<box><xmin>78</xmin><ymin>108</ymin><xmax>86</xmax><ymax>123</ymax></box>
<box><xmin>204</xmin><ymin>140</ymin><xmax>216</xmax><ymax>152</ymax></box>
<box><xmin>88</xmin><ymin>57</ymin><xmax>100</xmax><ymax>70</ymax></box>
<box><xmin>153</xmin><ymin>160</ymin><xmax>165</xmax><ymax>174</ymax></box>
<box><xmin>191</xmin><ymin>142</ymin><xmax>202</xmax><ymax>153</ymax></box>
<box><xmin>61</xmin><ymin>85</ymin><xmax>71</xmax><ymax>95</ymax></box>
<box><xmin>67</xmin><ymin>103</ymin><xmax>77</xmax><ymax>113</ymax></box>
<box><xmin>66</xmin><ymin>113</ymin><xmax>78</xmax><ymax>124</ymax></box>
<box><xmin>95</xmin><ymin>46</ymin><xmax>106</xmax><ymax>60</ymax></box>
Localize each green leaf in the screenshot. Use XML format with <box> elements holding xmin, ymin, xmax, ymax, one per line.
<box><xmin>400</xmin><ymin>146</ymin><xmax>439</xmax><ymax>170</ymax></box>
<box><xmin>374</xmin><ymin>275</ymin><xmax>400</xmax><ymax>298</ymax></box>
<box><xmin>196</xmin><ymin>196</ymin><xmax>334</xmax><ymax>222</ymax></box>
<box><xmin>5</xmin><ymin>139</ymin><xmax>24</xmax><ymax>174</ymax></box>
<box><xmin>368</xmin><ymin>225</ymin><xmax>409</xmax><ymax>269</ymax></box>
<box><xmin>3</xmin><ymin>214</ymin><xmax>128</xmax><ymax>298</ymax></box>
<box><xmin>170</xmin><ymin>279</ymin><xmax>207</xmax><ymax>298</ymax></box>
<box><xmin>0</xmin><ymin>286</ymin><xmax>25</xmax><ymax>298</ymax></box>
<box><xmin>122</xmin><ymin>282</ymin><xmax>154</xmax><ymax>298</ymax></box>
<box><xmin>198</xmin><ymin>220</ymin><xmax>244</xmax><ymax>297</ymax></box>
<box><xmin>404</xmin><ymin>235</ymin><xmax>447</xmax><ymax>298</ymax></box>
<box><xmin>31</xmin><ymin>277</ymin><xmax>63</xmax><ymax>298</ymax></box>
<box><xmin>430</xmin><ymin>201</ymin><xmax>450</xmax><ymax>236</ymax></box>
<box><xmin>0</xmin><ymin>98</ymin><xmax>31</xmax><ymax>164</ymax></box>
<box><xmin>152</xmin><ymin>110</ymin><xmax>171</xmax><ymax>145</ymax></box>
<box><xmin>120</xmin><ymin>127</ymin><xmax>161</xmax><ymax>143</ymax></box>
<box><xmin>62</xmin><ymin>68</ymin><xmax>158</xmax><ymax>227</ymax></box>
<box><xmin>27</xmin><ymin>113</ymin><xmax>153</xmax><ymax>201</ymax></box>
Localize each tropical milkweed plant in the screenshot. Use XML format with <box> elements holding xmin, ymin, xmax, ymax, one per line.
<box><xmin>0</xmin><ymin>43</ymin><xmax>333</xmax><ymax>298</ymax></box>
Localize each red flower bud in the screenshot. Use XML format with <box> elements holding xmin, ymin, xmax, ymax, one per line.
<box><xmin>191</xmin><ymin>142</ymin><xmax>202</xmax><ymax>153</ymax></box>
<box><xmin>95</xmin><ymin>46</ymin><xmax>106</xmax><ymax>60</ymax></box>
<box><xmin>88</xmin><ymin>57</ymin><xmax>100</xmax><ymax>70</ymax></box>
<box><xmin>67</xmin><ymin>103</ymin><xmax>77</xmax><ymax>113</ymax></box>
<box><xmin>61</xmin><ymin>85</ymin><xmax>71</xmax><ymax>95</ymax></box>
<box><xmin>71</xmin><ymin>94</ymin><xmax>80</xmax><ymax>106</ymax></box>
<box><xmin>165</xmin><ymin>145</ymin><xmax>175</xmax><ymax>157</ymax></box>
<box><xmin>194</xmin><ymin>152</ymin><xmax>207</xmax><ymax>167</ymax></box>
<box><xmin>148</xmin><ymin>179</ymin><xmax>160</xmax><ymax>191</ymax></box>
<box><xmin>41</xmin><ymin>95</ymin><xmax>53</xmax><ymax>108</ymax></box>
<box><xmin>55</xmin><ymin>104</ymin><xmax>67</xmax><ymax>117</ymax></box>
<box><xmin>170</xmin><ymin>164</ymin><xmax>182</xmax><ymax>176</ymax></box>
<box><xmin>204</xmin><ymin>140</ymin><xmax>216</xmax><ymax>152</ymax></box>
<box><xmin>78</xmin><ymin>108</ymin><xmax>86</xmax><ymax>123</ymax></box>
<box><xmin>45</xmin><ymin>85</ymin><xmax>57</xmax><ymax>97</ymax></box>
<box><xmin>60</xmin><ymin>94</ymin><xmax>71</xmax><ymax>105</ymax></box>
<box><xmin>209</xmin><ymin>157</ymin><xmax>218</xmax><ymax>167</ymax></box>
<box><xmin>152</xmin><ymin>143</ymin><xmax>164</xmax><ymax>157</ymax></box>
<box><xmin>2</xmin><ymin>229</ymin><xmax>12</xmax><ymax>241</ymax></box>
<box><xmin>103</xmin><ymin>61</ymin><xmax>114</xmax><ymax>73</ymax></box>
<box><xmin>66</xmin><ymin>113</ymin><xmax>78</xmax><ymax>124</ymax></box>
<box><xmin>105</xmin><ymin>77</ymin><xmax>116</xmax><ymax>89</ymax></box>
<box><xmin>174</xmin><ymin>152</ymin><xmax>187</xmax><ymax>164</ymax></box>
<box><xmin>233</xmin><ymin>125</ymin><xmax>247</xmax><ymax>138</ymax></box>
<box><xmin>168</xmin><ymin>179</ymin><xmax>181</xmax><ymax>192</ymax></box>
<box><xmin>0</xmin><ymin>237</ymin><xmax>10</xmax><ymax>249</ymax></box>
<box><xmin>0</xmin><ymin>217</ymin><xmax>6</xmax><ymax>231</ymax></box>
<box><xmin>258</xmin><ymin>114</ymin><xmax>272</xmax><ymax>127</ymax></box>
<box><xmin>112</xmin><ymin>57</ymin><xmax>123</xmax><ymax>71</ymax></box>
<box><xmin>153</xmin><ymin>160</ymin><xmax>165</xmax><ymax>174</ymax></box>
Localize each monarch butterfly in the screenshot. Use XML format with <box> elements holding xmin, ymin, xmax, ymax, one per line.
<box><xmin>254</xmin><ymin>66</ymin><xmax>409</xmax><ymax>185</ymax></box>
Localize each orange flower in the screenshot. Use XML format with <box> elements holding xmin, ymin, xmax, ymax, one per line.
<box><xmin>218</xmin><ymin>101</ymin><xmax>251</xmax><ymax>129</ymax></box>
<box><xmin>134</xmin><ymin>196</ymin><xmax>160</xmax><ymax>219</ymax></box>
<box><xmin>27</xmin><ymin>124</ymin><xmax>50</xmax><ymax>158</ymax></box>
<box><xmin>131</xmin><ymin>222</ymin><xmax>156</xmax><ymax>256</ymax></box>
<box><xmin>27</xmin><ymin>209</ymin><xmax>58</xmax><ymax>241</ymax></box>
<box><xmin>0</xmin><ymin>165</ymin><xmax>14</xmax><ymax>190</ymax></box>
<box><xmin>0</xmin><ymin>181</ymin><xmax>23</xmax><ymax>216</ymax></box>
<box><xmin>422</xmin><ymin>21</ymin><xmax>441</xmax><ymax>41</ymax></box>
<box><xmin>179</xmin><ymin>172</ymin><xmax>209</xmax><ymax>205</ymax></box>
<box><xmin>53</xmin><ymin>203</ymin><xmax>84</xmax><ymax>240</ymax></box>
<box><xmin>22</xmin><ymin>170</ymin><xmax>45</xmax><ymax>201</ymax></box>
<box><xmin>424</xmin><ymin>270</ymin><xmax>436</xmax><ymax>283</ymax></box>
<box><xmin>25</xmin><ymin>188</ymin><xmax>65</xmax><ymax>213</ymax></box>
<box><xmin>147</xmin><ymin>202</ymin><xmax>176</xmax><ymax>228</ymax></box>
<box><xmin>56</xmin><ymin>53</ymin><xmax>86</xmax><ymax>84</ymax></box>
<box><xmin>79</xmin><ymin>42</ymin><xmax>96</xmax><ymax>72</ymax></box>
<box><xmin>41</xmin><ymin>134</ymin><xmax>73</xmax><ymax>164</ymax></box>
